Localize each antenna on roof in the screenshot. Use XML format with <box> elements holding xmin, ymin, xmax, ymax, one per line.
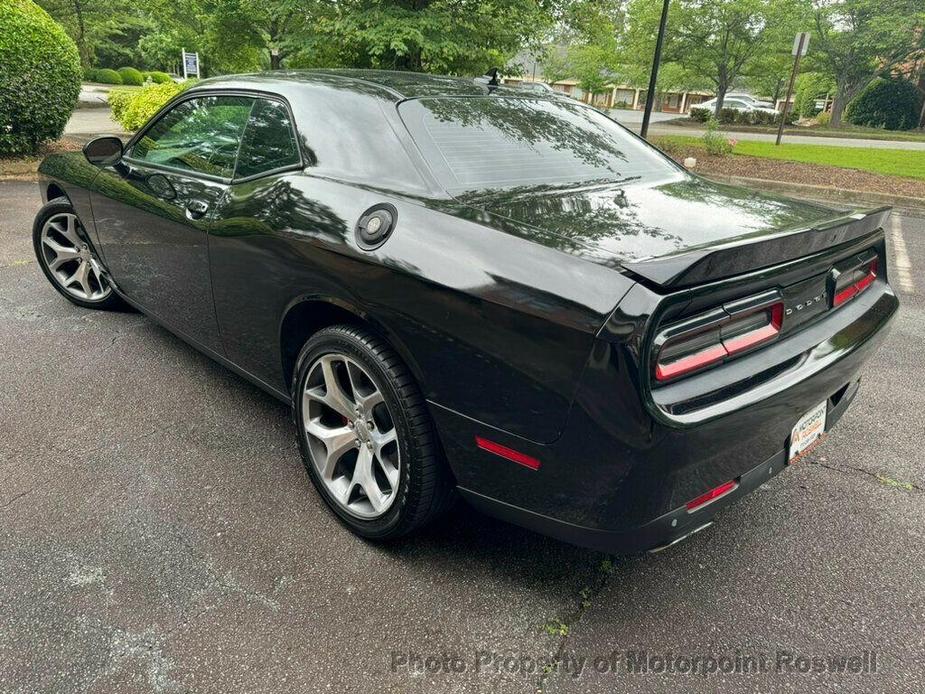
<box><xmin>473</xmin><ymin>67</ymin><xmax>502</xmax><ymax>91</ymax></box>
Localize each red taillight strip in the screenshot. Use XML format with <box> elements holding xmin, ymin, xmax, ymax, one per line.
<box><xmin>655</xmin><ymin>301</ymin><xmax>784</xmax><ymax>382</ymax></box>
<box><xmin>654</xmin><ymin>343</ymin><xmax>727</xmax><ymax>382</ymax></box>
<box><xmin>685</xmin><ymin>479</ymin><xmax>738</xmax><ymax>512</ymax></box>
<box><xmin>834</xmin><ymin>259</ymin><xmax>877</xmax><ymax>307</ymax></box>
<box><xmin>475</xmin><ymin>436</ymin><xmax>541</xmax><ymax>471</ymax></box>
<box><xmin>722</xmin><ymin>303</ymin><xmax>783</xmax><ymax>355</ymax></box>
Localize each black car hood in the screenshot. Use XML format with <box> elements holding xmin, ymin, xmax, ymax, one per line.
<box><xmin>455</xmin><ymin>174</ymin><xmax>888</xmax><ymax>288</ymax></box>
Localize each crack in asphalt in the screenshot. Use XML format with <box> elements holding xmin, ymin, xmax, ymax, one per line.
<box><xmin>809</xmin><ymin>459</ymin><xmax>923</xmax><ymax>493</ymax></box>
<box><xmin>0</xmin><ymin>478</ymin><xmax>52</xmax><ymax>511</ymax></box>
<box><xmin>537</xmin><ymin>559</ymin><xmax>616</xmax><ymax>693</ymax></box>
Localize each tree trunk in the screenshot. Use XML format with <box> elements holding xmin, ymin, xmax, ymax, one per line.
<box><xmin>918</xmin><ymin>77</ymin><xmax>925</xmax><ymax>129</ymax></box>
<box><xmin>830</xmin><ymin>80</ymin><xmax>848</xmax><ymax>128</ymax></box>
<box><xmin>713</xmin><ymin>86</ymin><xmax>728</xmax><ymax>118</ymax></box>
<box><xmin>72</xmin><ymin>0</ymin><xmax>89</xmax><ymax>67</ymax></box>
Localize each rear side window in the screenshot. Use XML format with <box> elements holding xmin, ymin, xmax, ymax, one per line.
<box><xmin>399</xmin><ymin>96</ymin><xmax>678</xmax><ymax>195</ymax></box>
<box><xmin>235</xmin><ymin>99</ymin><xmax>301</xmax><ymax>179</ymax></box>
<box><xmin>130</xmin><ymin>95</ymin><xmax>254</xmax><ymax>179</ymax></box>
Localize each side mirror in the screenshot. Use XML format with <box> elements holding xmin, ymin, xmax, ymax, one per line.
<box><xmin>83</xmin><ymin>136</ymin><xmax>123</xmax><ymax>166</ymax></box>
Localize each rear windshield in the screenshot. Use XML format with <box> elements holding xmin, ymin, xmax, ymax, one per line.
<box><xmin>399</xmin><ymin>96</ymin><xmax>678</xmax><ymax>195</ymax></box>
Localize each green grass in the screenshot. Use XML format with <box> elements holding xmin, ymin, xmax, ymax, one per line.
<box><xmin>657</xmin><ymin>136</ymin><xmax>925</xmax><ymax>181</ymax></box>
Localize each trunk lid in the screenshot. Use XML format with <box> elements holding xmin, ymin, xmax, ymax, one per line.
<box><xmin>459</xmin><ymin>174</ymin><xmax>887</xmax><ymax>288</ymax></box>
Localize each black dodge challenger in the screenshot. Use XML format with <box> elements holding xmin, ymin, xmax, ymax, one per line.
<box><xmin>33</xmin><ymin>70</ymin><xmax>898</xmax><ymax>552</ymax></box>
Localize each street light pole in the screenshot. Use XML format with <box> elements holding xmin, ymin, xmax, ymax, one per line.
<box><xmin>640</xmin><ymin>0</ymin><xmax>671</xmax><ymax>140</ymax></box>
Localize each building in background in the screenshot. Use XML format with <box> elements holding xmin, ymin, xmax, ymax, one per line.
<box><xmin>503</xmin><ymin>54</ymin><xmax>713</xmax><ymax>115</ymax></box>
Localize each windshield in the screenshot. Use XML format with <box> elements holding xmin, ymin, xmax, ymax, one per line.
<box><xmin>399</xmin><ymin>96</ymin><xmax>679</xmax><ymax>196</ymax></box>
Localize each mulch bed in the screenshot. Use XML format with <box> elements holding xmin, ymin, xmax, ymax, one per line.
<box><xmin>665</xmin><ymin>147</ymin><xmax>925</xmax><ymax>200</ymax></box>
<box><xmin>0</xmin><ymin>138</ymin><xmax>82</xmax><ymax>179</ymax></box>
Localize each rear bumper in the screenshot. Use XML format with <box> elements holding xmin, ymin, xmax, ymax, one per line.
<box><xmin>432</xmin><ymin>281</ymin><xmax>897</xmax><ymax>554</ymax></box>
<box><xmin>457</xmin><ymin>376</ymin><xmax>860</xmax><ymax>554</ymax></box>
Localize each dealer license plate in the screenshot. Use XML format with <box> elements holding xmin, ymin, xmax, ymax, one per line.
<box><xmin>788</xmin><ymin>400</ymin><xmax>827</xmax><ymax>463</ymax></box>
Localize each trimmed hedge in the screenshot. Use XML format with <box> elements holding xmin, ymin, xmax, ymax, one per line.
<box><xmin>847</xmin><ymin>78</ymin><xmax>923</xmax><ymax>131</ymax></box>
<box><xmin>84</xmin><ymin>67</ymin><xmax>123</xmax><ymax>84</ymax></box>
<box><xmin>689</xmin><ymin>105</ymin><xmax>797</xmax><ymax>126</ymax></box>
<box><xmin>109</xmin><ymin>80</ymin><xmax>192</xmax><ymax>131</ymax></box>
<box><xmin>142</xmin><ymin>71</ymin><xmax>172</xmax><ymax>84</ymax></box>
<box><xmin>0</xmin><ymin>0</ymin><xmax>82</xmax><ymax>154</ymax></box>
<box><xmin>117</xmin><ymin>66</ymin><xmax>144</xmax><ymax>86</ymax></box>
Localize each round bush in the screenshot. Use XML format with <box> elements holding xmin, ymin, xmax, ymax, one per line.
<box><xmin>847</xmin><ymin>78</ymin><xmax>923</xmax><ymax>131</ymax></box>
<box><xmin>142</xmin><ymin>71</ymin><xmax>172</xmax><ymax>84</ymax></box>
<box><xmin>109</xmin><ymin>80</ymin><xmax>190</xmax><ymax>131</ymax></box>
<box><xmin>91</xmin><ymin>68</ymin><xmax>123</xmax><ymax>85</ymax></box>
<box><xmin>0</xmin><ymin>0</ymin><xmax>82</xmax><ymax>155</ymax></box>
<box><xmin>117</xmin><ymin>67</ymin><xmax>144</xmax><ymax>86</ymax></box>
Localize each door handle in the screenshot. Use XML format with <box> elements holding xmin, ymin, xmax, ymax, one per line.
<box><xmin>186</xmin><ymin>199</ymin><xmax>209</xmax><ymax>220</ymax></box>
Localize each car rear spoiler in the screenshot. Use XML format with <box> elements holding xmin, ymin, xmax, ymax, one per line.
<box><xmin>621</xmin><ymin>207</ymin><xmax>891</xmax><ymax>290</ymax></box>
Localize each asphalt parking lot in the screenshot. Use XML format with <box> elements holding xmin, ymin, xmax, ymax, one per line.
<box><xmin>1</xmin><ymin>179</ymin><xmax>922</xmax><ymax>693</ymax></box>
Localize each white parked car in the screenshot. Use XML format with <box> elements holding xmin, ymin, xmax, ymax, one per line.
<box><xmin>696</xmin><ymin>96</ymin><xmax>779</xmax><ymax>115</ymax></box>
<box><xmin>727</xmin><ymin>93</ymin><xmax>777</xmax><ymax>110</ymax></box>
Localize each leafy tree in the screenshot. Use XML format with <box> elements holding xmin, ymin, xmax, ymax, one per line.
<box><xmin>531</xmin><ymin>1</ymin><xmax>626</xmax><ymax>99</ymax></box>
<box><xmin>612</xmin><ymin>0</ymin><xmax>718</xmax><ymax>110</ymax></box>
<box><xmin>793</xmin><ymin>71</ymin><xmax>835</xmax><ymax>118</ymax></box>
<box><xmin>292</xmin><ymin>0</ymin><xmax>557</xmax><ymax>75</ymax></box>
<box><xmin>37</xmin><ymin>0</ymin><xmax>132</xmax><ymax>66</ymax></box>
<box><xmin>810</xmin><ymin>0</ymin><xmax>925</xmax><ymax>127</ymax></box>
<box><xmin>671</xmin><ymin>0</ymin><xmax>802</xmax><ymax>117</ymax></box>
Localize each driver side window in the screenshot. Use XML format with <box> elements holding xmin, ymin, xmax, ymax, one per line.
<box><xmin>129</xmin><ymin>96</ymin><xmax>255</xmax><ymax>179</ymax></box>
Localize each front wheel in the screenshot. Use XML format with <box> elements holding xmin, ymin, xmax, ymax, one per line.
<box><xmin>32</xmin><ymin>198</ymin><xmax>126</xmax><ymax>310</ymax></box>
<box><xmin>293</xmin><ymin>325</ymin><xmax>454</xmax><ymax>540</ymax></box>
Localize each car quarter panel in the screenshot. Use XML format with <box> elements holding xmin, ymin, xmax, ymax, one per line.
<box><xmin>208</xmin><ymin>173</ymin><xmax>634</xmax><ymax>444</ymax></box>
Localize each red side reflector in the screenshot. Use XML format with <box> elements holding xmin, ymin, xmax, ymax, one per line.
<box><xmin>685</xmin><ymin>479</ymin><xmax>738</xmax><ymax>512</ymax></box>
<box><xmin>475</xmin><ymin>436</ymin><xmax>541</xmax><ymax>471</ymax></box>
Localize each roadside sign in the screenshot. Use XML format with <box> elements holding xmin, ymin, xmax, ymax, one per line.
<box><xmin>778</xmin><ymin>32</ymin><xmax>810</xmax><ymax>145</ymax></box>
<box><xmin>182</xmin><ymin>50</ymin><xmax>200</xmax><ymax>79</ymax></box>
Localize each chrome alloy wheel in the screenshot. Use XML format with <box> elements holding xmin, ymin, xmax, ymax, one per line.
<box><xmin>39</xmin><ymin>213</ymin><xmax>111</xmax><ymax>302</ymax></box>
<box><xmin>301</xmin><ymin>353</ymin><xmax>401</xmax><ymax>519</ymax></box>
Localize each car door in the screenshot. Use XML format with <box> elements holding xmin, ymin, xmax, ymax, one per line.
<box><xmin>206</xmin><ymin>96</ymin><xmax>306</xmax><ymax>382</ymax></box>
<box><xmin>90</xmin><ymin>93</ymin><xmax>255</xmax><ymax>353</ymax></box>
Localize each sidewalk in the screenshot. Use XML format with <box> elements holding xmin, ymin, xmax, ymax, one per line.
<box><xmin>639</xmin><ymin>123</ymin><xmax>925</xmax><ymax>151</ymax></box>
<box><xmin>64</xmin><ymin>108</ymin><xmax>126</xmax><ymax>140</ymax></box>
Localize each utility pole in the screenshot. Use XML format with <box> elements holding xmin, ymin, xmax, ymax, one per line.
<box><xmin>640</xmin><ymin>0</ymin><xmax>671</xmax><ymax>140</ymax></box>
<box><xmin>776</xmin><ymin>32</ymin><xmax>810</xmax><ymax>146</ymax></box>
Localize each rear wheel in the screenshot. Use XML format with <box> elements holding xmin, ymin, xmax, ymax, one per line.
<box><xmin>32</xmin><ymin>198</ymin><xmax>126</xmax><ymax>310</ymax></box>
<box><xmin>293</xmin><ymin>325</ymin><xmax>454</xmax><ymax>540</ymax></box>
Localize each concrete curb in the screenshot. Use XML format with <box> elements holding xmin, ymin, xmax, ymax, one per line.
<box><xmin>699</xmin><ymin>173</ymin><xmax>925</xmax><ymax>217</ymax></box>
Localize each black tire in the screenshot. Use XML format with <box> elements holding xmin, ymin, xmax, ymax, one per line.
<box><xmin>32</xmin><ymin>197</ymin><xmax>128</xmax><ymax>311</ymax></box>
<box><xmin>292</xmin><ymin>324</ymin><xmax>455</xmax><ymax>540</ymax></box>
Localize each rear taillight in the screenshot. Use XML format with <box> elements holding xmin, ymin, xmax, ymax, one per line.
<box><xmin>832</xmin><ymin>256</ymin><xmax>878</xmax><ymax>307</ymax></box>
<box><xmin>654</xmin><ymin>291</ymin><xmax>783</xmax><ymax>383</ymax></box>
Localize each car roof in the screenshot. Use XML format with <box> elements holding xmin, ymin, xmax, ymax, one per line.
<box><xmin>192</xmin><ymin>69</ymin><xmax>539</xmax><ymax>102</ymax></box>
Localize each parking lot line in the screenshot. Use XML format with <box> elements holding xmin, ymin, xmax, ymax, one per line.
<box><xmin>889</xmin><ymin>215</ymin><xmax>915</xmax><ymax>294</ymax></box>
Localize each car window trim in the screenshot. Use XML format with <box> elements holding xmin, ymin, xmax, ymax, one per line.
<box><xmin>231</xmin><ymin>96</ymin><xmax>305</xmax><ymax>184</ymax></box>
<box><xmin>122</xmin><ymin>88</ymin><xmax>304</xmax><ymax>185</ymax></box>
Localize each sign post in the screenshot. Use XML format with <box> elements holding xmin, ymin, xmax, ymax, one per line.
<box><xmin>182</xmin><ymin>50</ymin><xmax>200</xmax><ymax>80</ymax></box>
<box><xmin>776</xmin><ymin>32</ymin><xmax>810</xmax><ymax>146</ymax></box>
